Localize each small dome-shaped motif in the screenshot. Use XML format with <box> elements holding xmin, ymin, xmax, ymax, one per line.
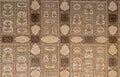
<box><xmin>109</xmin><ymin>26</ymin><xmax>117</xmax><ymax>35</ymax></box>
<box><xmin>31</xmin><ymin>70</ymin><xmax>40</xmax><ymax>77</ymax></box>
<box><xmin>108</xmin><ymin>70</ymin><xmax>117</xmax><ymax>77</ymax></box>
<box><xmin>31</xmin><ymin>0</ymin><xmax>40</xmax><ymax>10</ymax></box>
<box><xmin>60</xmin><ymin>0</ymin><xmax>69</xmax><ymax>11</ymax></box>
<box><xmin>31</xmin><ymin>25</ymin><xmax>40</xmax><ymax>35</ymax></box>
<box><xmin>31</xmin><ymin>44</ymin><xmax>40</xmax><ymax>55</ymax></box>
<box><xmin>60</xmin><ymin>44</ymin><xmax>69</xmax><ymax>56</ymax></box>
<box><xmin>60</xmin><ymin>24</ymin><xmax>69</xmax><ymax>35</ymax></box>
<box><xmin>108</xmin><ymin>44</ymin><xmax>117</xmax><ymax>55</ymax></box>
<box><xmin>108</xmin><ymin>1</ymin><xmax>117</xmax><ymax>11</ymax></box>
<box><xmin>60</xmin><ymin>70</ymin><xmax>69</xmax><ymax>77</ymax></box>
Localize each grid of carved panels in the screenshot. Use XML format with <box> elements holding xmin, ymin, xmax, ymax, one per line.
<box><xmin>0</xmin><ymin>0</ymin><xmax>119</xmax><ymax>77</ymax></box>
